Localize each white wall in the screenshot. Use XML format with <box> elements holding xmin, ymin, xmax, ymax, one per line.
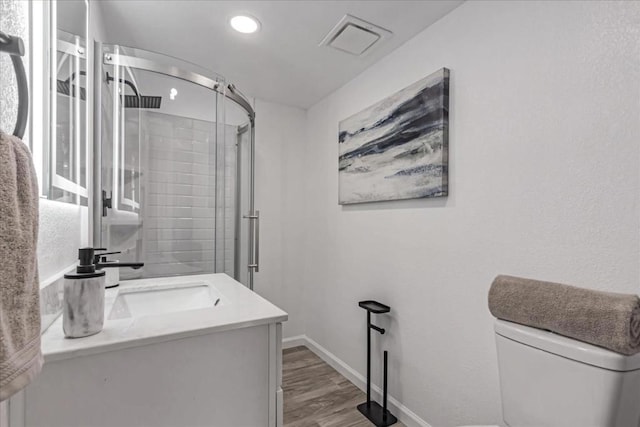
<box><xmin>254</xmin><ymin>99</ymin><xmax>307</xmax><ymax>338</ymax></box>
<box><xmin>38</xmin><ymin>201</ymin><xmax>88</xmax><ymax>282</ymax></box>
<box><xmin>301</xmin><ymin>1</ymin><xmax>640</xmax><ymax>426</ymax></box>
<box><xmin>0</xmin><ymin>0</ymin><xmax>29</xmax><ymax>134</ymax></box>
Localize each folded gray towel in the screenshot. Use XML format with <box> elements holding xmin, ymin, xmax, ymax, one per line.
<box><xmin>488</xmin><ymin>275</ymin><xmax>640</xmax><ymax>355</ymax></box>
<box><xmin>0</xmin><ymin>131</ymin><xmax>42</xmax><ymax>401</ymax></box>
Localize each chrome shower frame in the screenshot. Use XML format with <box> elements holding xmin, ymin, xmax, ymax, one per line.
<box><xmin>93</xmin><ymin>41</ymin><xmax>259</xmax><ymax>289</ymax></box>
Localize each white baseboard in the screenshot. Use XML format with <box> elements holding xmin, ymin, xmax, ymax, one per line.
<box><xmin>0</xmin><ymin>401</ymin><xmax>7</xmax><ymax>427</ymax></box>
<box><xmin>282</xmin><ymin>335</ymin><xmax>307</xmax><ymax>349</ymax></box>
<box><xmin>281</xmin><ymin>334</ymin><xmax>432</xmax><ymax>427</ymax></box>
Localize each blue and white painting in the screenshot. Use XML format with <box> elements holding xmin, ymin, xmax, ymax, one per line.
<box><xmin>338</xmin><ymin>68</ymin><xmax>449</xmax><ymax>204</ymax></box>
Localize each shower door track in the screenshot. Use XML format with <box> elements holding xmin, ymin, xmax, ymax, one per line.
<box><xmin>102</xmin><ymin>52</ymin><xmax>255</xmax><ymax>123</ymax></box>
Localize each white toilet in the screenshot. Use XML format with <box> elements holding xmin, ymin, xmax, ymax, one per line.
<box><xmin>462</xmin><ymin>319</ymin><xmax>640</xmax><ymax>427</ymax></box>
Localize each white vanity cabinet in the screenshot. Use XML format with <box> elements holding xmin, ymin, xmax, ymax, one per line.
<box><xmin>10</xmin><ymin>274</ymin><xmax>286</xmax><ymax>427</ymax></box>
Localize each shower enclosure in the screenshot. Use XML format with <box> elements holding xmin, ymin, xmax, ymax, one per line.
<box><xmin>93</xmin><ymin>44</ymin><xmax>258</xmax><ymax>289</ymax></box>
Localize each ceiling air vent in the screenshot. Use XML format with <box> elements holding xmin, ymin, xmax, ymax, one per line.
<box><xmin>319</xmin><ymin>14</ymin><xmax>392</xmax><ymax>56</ymax></box>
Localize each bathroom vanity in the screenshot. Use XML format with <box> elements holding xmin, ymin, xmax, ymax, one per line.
<box><xmin>14</xmin><ymin>274</ymin><xmax>287</xmax><ymax>427</ymax></box>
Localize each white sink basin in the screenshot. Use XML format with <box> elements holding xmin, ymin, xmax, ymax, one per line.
<box><xmin>109</xmin><ymin>281</ymin><xmax>222</xmax><ymax>320</ymax></box>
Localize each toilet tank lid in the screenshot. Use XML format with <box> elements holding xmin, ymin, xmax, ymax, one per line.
<box><xmin>494</xmin><ymin>319</ymin><xmax>640</xmax><ymax>372</ymax></box>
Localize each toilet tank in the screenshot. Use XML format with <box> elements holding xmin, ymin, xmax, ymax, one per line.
<box><xmin>494</xmin><ymin>319</ymin><xmax>640</xmax><ymax>427</ymax></box>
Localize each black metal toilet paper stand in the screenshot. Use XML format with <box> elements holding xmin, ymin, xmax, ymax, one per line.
<box><xmin>357</xmin><ymin>300</ymin><xmax>398</xmax><ymax>427</ymax></box>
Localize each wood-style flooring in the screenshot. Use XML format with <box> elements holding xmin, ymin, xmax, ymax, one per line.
<box><xmin>282</xmin><ymin>346</ymin><xmax>405</xmax><ymax>427</ymax></box>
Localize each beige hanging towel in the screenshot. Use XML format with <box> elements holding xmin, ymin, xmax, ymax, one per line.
<box><xmin>0</xmin><ymin>130</ymin><xmax>42</xmax><ymax>401</ymax></box>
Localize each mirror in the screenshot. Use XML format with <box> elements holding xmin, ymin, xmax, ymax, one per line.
<box><xmin>48</xmin><ymin>0</ymin><xmax>89</xmax><ymax>205</ymax></box>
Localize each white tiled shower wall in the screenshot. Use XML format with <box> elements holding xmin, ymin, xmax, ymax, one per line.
<box><xmin>142</xmin><ymin>112</ymin><xmax>238</xmax><ymax>278</ymax></box>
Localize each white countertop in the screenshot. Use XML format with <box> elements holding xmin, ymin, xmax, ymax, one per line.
<box><xmin>41</xmin><ymin>274</ymin><xmax>288</xmax><ymax>362</ymax></box>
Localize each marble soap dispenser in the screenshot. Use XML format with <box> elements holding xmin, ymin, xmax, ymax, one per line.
<box><xmin>63</xmin><ymin>248</ymin><xmax>106</xmax><ymax>338</ymax></box>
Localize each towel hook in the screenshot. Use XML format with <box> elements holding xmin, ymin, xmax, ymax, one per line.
<box><xmin>0</xmin><ymin>30</ymin><xmax>29</xmax><ymax>139</ymax></box>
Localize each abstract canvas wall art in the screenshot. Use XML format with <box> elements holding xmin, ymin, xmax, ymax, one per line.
<box><xmin>338</xmin><ymin>68</ymin><xmax>449</xmax><ymax>204</ymax></box>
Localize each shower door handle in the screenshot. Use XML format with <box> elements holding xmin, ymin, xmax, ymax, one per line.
<box><xmin>102</xmin><ymin>190</ymin><xmax>112</xmax><ymax>217</ymax></box>
<box><xmin>244</xmin><ymin>211</ymin><xmax>259</xmax><ymax>273</ymax></box>
<box><xmin>254</xmin><ymin>211</ymin><xmax>259</xmax><ymax>273</ymax></box>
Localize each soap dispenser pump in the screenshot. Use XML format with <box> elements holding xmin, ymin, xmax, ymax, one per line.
<box><xmin>63</xmin><ymin>247</ymin><xmax>106</xmax><ymax>338</ymax></box>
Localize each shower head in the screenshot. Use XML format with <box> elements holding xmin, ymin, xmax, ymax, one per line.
<box><xmin>122</xmin><ymin>94</ymin><xmax>162</xmax><ymax>109</ymax></box>
<box><xmin>57</xmin><ymin>71</ymin><xmax>87</xmax><ymax>100</ymax></box>
<box><xmin>57</xmin><ymin>79</ymin><xmax>86</xmax><ymax>100</ymax></box>
<box><xmin>106</xmin><ymin>72</ymin><xmax>162</xmax><ymax>109</ymax></box>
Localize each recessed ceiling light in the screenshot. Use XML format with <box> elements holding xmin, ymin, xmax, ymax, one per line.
<box><xmin>170</xmin><ymin>88</ymin><xmax>177</xmax><ymax>100</ymax></box>
<box><xmin>230</xmin><ymin>15</ymin><xmax>260</xmax><ymax>34</ymax></box>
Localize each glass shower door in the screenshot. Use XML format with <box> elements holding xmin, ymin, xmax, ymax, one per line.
<box><xmin>235</xmin><ymin>120</ymin><xmax>254</xmax><ymax>288</ymax></box>
<box><xmin>95</xmin><ymin>44</ymin><xmax>257</xmax><ymax>287</ymax></box>
<box><xmin>98</xmin><ymin>44</ymin><xmax>225</xmax><ymax>280</ymax></box>
<box><xmin>222</xmin><ymin>92</ymin><xmax>256</xmax><ymax>289</ymax></box>
<box><xmin>99</xmin><ymin>54</ymin><xmax>143</xmax><ymax>278</ymax></box>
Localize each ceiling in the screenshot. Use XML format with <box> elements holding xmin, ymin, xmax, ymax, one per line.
<box><xmin>97</xmin><ymin>1</ymin><xmax>464</xmax><ymax>109</ymax></box>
